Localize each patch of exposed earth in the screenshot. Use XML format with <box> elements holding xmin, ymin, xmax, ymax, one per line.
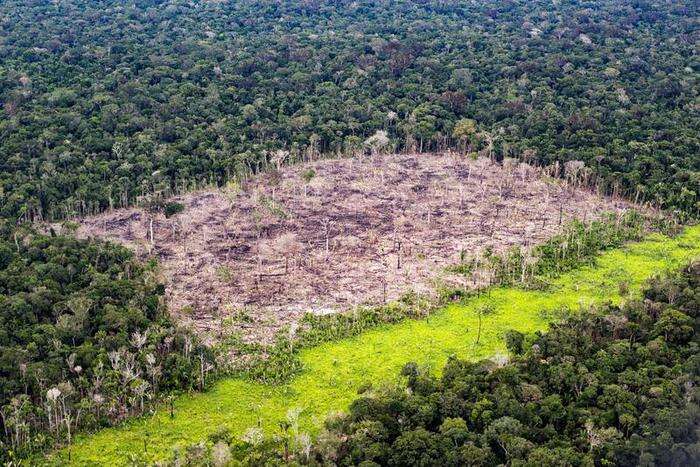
<box><xmin>70</xmin><ymin>153</ymin><xmax>632</xmax><ymax>345</ymax></box>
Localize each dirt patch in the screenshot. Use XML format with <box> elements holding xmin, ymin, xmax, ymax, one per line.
<box><xmin>70</xmin><ymin>153</ymin><xmax>631</xmax><ymax>345</ymax></box>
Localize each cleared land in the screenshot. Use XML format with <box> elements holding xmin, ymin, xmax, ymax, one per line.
<box><xmin>73</xmin><ymin>153</ymin><xmax>628</xmax><ymax>343</ymax></box>
<box><xmin>50</xmin><ymin>226</ymin><xmax>700</xmax><ymax>465</ymax></box>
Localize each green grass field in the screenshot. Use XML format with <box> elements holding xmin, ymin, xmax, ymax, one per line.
<box><xmin>50</xmin><ymin>226</ymin><xmax>700</xmax><ymax>465</ymax></box>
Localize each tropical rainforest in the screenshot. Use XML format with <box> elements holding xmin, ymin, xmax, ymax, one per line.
<box><xmin>0</xmin><ymin>0</ymin><xmax>698</xmax><ymax>465</ymax></box>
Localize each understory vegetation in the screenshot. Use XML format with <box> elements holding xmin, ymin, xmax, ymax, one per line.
<box><xmin>0</xmin><ymin>223</ymin><xmax>214</xmax><ymax>463</ymax></box>
<box><xmin>161</xmin><ymin>254</ymin><xmax>700</xmax><ymax>466</ymax></box>
<box><xmin>446</xmin><ymin>211</ymin><xmax>651</xmax><ymax>295</ymax></box>
<box><xmin>47</xmin><ymin>225</ymin><xmax>700</xmax><ymax>464</ymax></box>
<box><xmin>0</xmin><ymin>0</ymin><xmax>698</xmax><ymax>221</ymax></box>
<box><xmin>233</xmin><ymin>292</ymin><xmax>437</xmax><ymax>386</ymax></box>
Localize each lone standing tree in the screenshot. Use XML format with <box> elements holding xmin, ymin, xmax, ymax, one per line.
<box><xmin>452</xmin><ymin>118</ymin><xmax>478</xmax><ymax>155</ymax></box>
<box><xmin>475</xmin><ymin>303</ymin><xmax>495</xmax><ymax>345</ymax></box>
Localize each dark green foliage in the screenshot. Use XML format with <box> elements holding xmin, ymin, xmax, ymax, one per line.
<box><xmin>241</xmin><ymin>335</ymin><xmax>304</xmax><ymax>386</ymax></box>
<box><xmin>0</xmin><ymin>225</ymin><xmax>213</xmax><ymax>461</ymax></box>
<box><xmin>301</xmin><ymin>169</ymin><xmax>316</xmax><ymax>183</ymax></box>
<box><xmin>163</xmin><ymin>202</ymin><xmax>184</xmax><ymax>218</ymax></box>
<box><xmin>315</xmin><ymin>261</ymin><xmax>700</xmax><ymax>466</ymax></box>
<box><xmin>0</xmin><ymin>0</ymin><xmax>697</xmax><ymax>221</ymax></box>
<box><xmin>504</xmin><ymin>330</ymin><xmax>525</xmax><ymax>356</ymax></box>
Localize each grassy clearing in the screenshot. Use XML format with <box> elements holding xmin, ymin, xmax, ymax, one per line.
<box><xmin>51</xmin><ymin>226</ymin><xmax>700</xmax><ymax>465</ymax></box>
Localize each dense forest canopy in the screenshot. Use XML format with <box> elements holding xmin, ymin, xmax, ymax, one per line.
<box><xmin>0</xmin><ymin>0</ymin><xmax>698</xmax><ymax>220</ymax></box>
<box><xmin>0</xmin><ymin>222</ymin><xmax>212</xmax><ymax>461</ymax></box>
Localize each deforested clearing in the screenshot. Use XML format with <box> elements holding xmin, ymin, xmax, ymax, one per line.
<box><xmin>72</xmin><ymin>153</ymin><xmax>630</xmax><ymax>344</ymax></box>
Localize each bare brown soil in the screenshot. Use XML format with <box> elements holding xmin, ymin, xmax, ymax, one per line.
<box><xmin>71</xmin><ymin>153</ymin><xmax>631</xmax><ymax>344</ymax></box>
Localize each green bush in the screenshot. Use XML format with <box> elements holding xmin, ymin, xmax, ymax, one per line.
<box><xmin>164</xmin><ymin>202</ymin><xmax>185</xmax><ymax>218</ymax></box>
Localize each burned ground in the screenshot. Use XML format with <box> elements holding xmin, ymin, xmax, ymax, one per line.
<box><xmin>71</xmin><ymin>153</ymin><xmax>630</xmax><ymax>345</ymax></box>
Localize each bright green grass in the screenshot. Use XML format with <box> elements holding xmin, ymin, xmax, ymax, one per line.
<box><xmin>51</xmin><ymin>226</ymin><xmax>700</xmax><ymax>465</ymax></box>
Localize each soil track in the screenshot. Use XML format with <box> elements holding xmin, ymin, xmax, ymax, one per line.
<box><xmin>72</xmin><ymin>153</ymin><xmax>630</xmax><ymax>344</ymax></box>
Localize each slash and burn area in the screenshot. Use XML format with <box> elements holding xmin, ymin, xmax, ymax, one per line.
<box><xmin>70</xmin><ymin>153</ymin><xmax>629</xmax><ymax>344</ymax></box>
